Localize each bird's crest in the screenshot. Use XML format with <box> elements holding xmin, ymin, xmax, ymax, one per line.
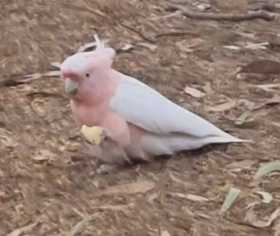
<box><xmin>93</xmin><ymin>34</ymin><xmax>107</xmax><ymax>50</ymax></box>
<box><xmin>61</xmin><ymin>34</ymin><xmax>115</xmax><ymax>74</ymax></box>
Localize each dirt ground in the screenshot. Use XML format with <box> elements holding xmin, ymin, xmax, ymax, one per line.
<box><xmin>1</xmin><ymin>0</ymin><xmax>280</xmax><ymax>235</ymax></box>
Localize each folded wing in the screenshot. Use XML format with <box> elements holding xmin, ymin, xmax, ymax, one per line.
<box><xmin>110</xmin><ymin>75</ymin><xmax>242</xmax><ymax>142</ymax></box>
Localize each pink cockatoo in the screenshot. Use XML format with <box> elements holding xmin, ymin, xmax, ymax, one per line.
<box><xmin>61</xmin><ymin>36</ymin><xmax>247</xmax><ymax>164</ymax></box>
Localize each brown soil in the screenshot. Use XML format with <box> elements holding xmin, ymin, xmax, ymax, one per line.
<box><xmin>1</xmin><ymin>1</ymin><xmax>280</xmax><ymax>235</ymax></box>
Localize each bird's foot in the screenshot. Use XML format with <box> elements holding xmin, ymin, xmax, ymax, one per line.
<box><xmin>96</xmin><ymin>164</ymin><xmax>118</xmax><ymax>175</ymax></box>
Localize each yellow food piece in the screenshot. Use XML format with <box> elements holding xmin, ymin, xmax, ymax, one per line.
<box><xmin>81</xmin><ymin>125</ymin><xmax>104</xmax><ymax>145</ymax></box>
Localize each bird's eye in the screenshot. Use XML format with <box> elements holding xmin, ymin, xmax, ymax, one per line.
<box><xmin>85</xmin><ymin>73</ymin><xmax>90</xmax><ymax>78</ymax></box>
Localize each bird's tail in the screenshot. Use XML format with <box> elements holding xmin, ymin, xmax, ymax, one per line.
<box><xmin>207</xmin><ymin>132</ymin><xmax>253</xmax><ymax>144</ymax></box>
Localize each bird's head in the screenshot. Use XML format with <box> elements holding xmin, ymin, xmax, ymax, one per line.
<box><xmin>60</xmin><ymin>46</ymin><xmax>116</xmax><ymax>98</ymax></box>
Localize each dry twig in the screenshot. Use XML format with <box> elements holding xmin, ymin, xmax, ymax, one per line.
<box><xmin>7</xmin><ymin>222</ymin><xmax>39</xmax><ymax>236</ymax></box>
<box><xmin>0</xmin><ymin>71</ymin><xmax>61</xmax><ymax>88</ymax></box>
<box><xmin>68</xmin><ymin>214</ymin><xmax>97</xmax><ymax>236</ymax></box>
<box><xmin>119</xmin><ymin>22</ymin><xmax>156</xmax><ymax>43</ymax></box>
<box><xmin>167</xmin><ymin>4</ymin><xmax>277</xmax><ymax>22</ymax></box>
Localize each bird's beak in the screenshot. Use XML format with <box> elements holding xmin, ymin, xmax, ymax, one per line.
<box><xmin>64</xmin><ymin>78</ymin><xmax>78</xmax><ymax>96</ymax></box>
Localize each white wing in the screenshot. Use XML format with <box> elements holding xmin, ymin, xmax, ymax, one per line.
<box><xmin>110</xmin><ymin>75</ymin><xmax>240</xmax><ymax>140</ymax></box>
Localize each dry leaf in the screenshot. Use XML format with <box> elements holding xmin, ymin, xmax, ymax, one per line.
<box><xmin>43</xmin><ymin>71</ymin><xmax>61</xmax><ymax>77</ymax></box>
<box><xmin>236</xmin><ymin>31</ymin><xmax>255</xmax><ymax>39</ymax></box>
<box><xmin>244</xmin><ymin>42</ymin><xmax>269</xmax><ymax>50</ymax></box>
<box><xmin>31</xmin><ymin>98</ymin><xmax>47</xmax><ymax>117</ymax></box>
<box><xmin>195</xmin><ymin>3</ymin><xmax>211</xmax><ymax>11</ymax></box>
<box><xmin>254</xmin><ymin>83</ymin><xmax>280</xmax><ymax>92</ymax></box>
<box><xmin>0</xmin><ymin>128</ymin><xmax>17</xmax><ymax>148</ymax></box>
<box><xmin>137</xmin><ymin>42</ymin><xmax>157</xmax><ymax>51</ymax></box>
<box><xmin>239</xmin><ymin>99</ymin><xmax>255</xmax><ymax>110</ymax></box>
<box><xmin>220</xmin><ymin>187</ymin><xmax>241</xmax><ymax>213</ymax></box>
<box><xmin>202</xmin><ymin>82</ymin><xmax>214</xmax><ymax>95</ymax></box>
<box><xmin>175</xmin><ymin>38</ymin><xmax>204</xmax><ymax>53</ymax></box>
<box><xmin>22</xmin><ymin>70</ymin><xmax>61</xmax><ymax>83</ymax></box>
<box><xmin>119</xmin><ymin>43</ymin><xmax>134</xmax><ymax>52</ymax></box>
<box><xmin>245</xmin><ymin>201</ymin><xmax>259</xmax><ymax>210</ymax></box>
<box><xmin>186</xmin><ymin>38</ymin><xmax>205</xmax><ymax>49</ymax></box>
<box><xmin>168</xmin><ymin>192</ymin><xmax>208</xmax><ymax>202</ymax></box>
<box><xmin>234</xmin><ymin>111</ymin><xmax>255</xmax><ymax>127</ymax></box>
<box><xmin>265</xmin><ymin>96</ymin><xmax>280</xmax><ymax>106</ymax></box>
<box><xmin>181</xmin><ymin>38</ymin><xmax>205</xmax><ymax>52</ymax></box>
<box><xmin>7</xmin><ymin>222</ymin><xmax>39</xmax><ymax>236</ymax></box>
<box><xmin>245</xmin><ymin>208</ymin><xmax>280</xmax><ymax>228</ymax></box>
<box><xmin>271</xmin><ymin>121</ymin><xmax>280</xmax><ymax>128</ymax></box>
<box><xmin>161</xmin><ymin>230</ymin><xmax>171</xmax><ymax>236</ymax></box>
<box><xmin>273</xmin><ymin>218</ymin><xmax>280</xmax><ymax>236</ymax></box>
<box><xmin>253</xmin><ymin>96</ymin><xmax>280</xmax><ymax>111</ymax></box>
<box><xmin>208</xmin><ymin>100</ymin><xmax>236</xmax><ymax>112</ymax></box>
<box><xmin>240</xmin><ymin>60</ymin><xmax>280</xmax><ymax>74</ymax></box>
<box><xmin>184</xmin><ymin>86</ymin><xmax>206</xmax><ymax>98</ymax></box>
<box><xmin>255</xmin><ymin>191</ymin><xmax>273</xmax><ymax>204</ymax></box>
<box><xmin>32</xmin><ymin>149</ymin><xmax>55</xmax><ymax>162</ymax></box>
<box><xmin>168</xmin><ymin>171</ymin><xmax>189</xmax><ymax>187</ymax></box>
<box><xmin>69</xmin><ymin>215</ymin><xmax>97</xmax><ymax>236</ymax></box>
<box><xmin>254</xmin><ymin>161</ymin><xmax>280</xmax><ymax>180</ymax></box>
<box><xmin>50</xmin><ymin>62</ymin><xmax>61</xmax><ymax>69</ymax></box>
<box><xmin>32</xmin><ymin>155</ymin><xmax>50</xmax><ymax>162</ymax></box>
<box><xmin>97</xmin><ymin>181</ymin><xmax>155</xmax><ymax>196</ymax></box>
<box><xmin>227</xmin><ymin>159</ymin><xmax>255</xmax><ymax>172</ymax></box>
<box><xmin>92</xmin><ymin>204</ymin><xmax>132</xmax><ymax>213</ymax></box>
<box><xmin>186</xmin><ymin>194</ymin><xmax>209</xmax><ymax>202</ymax></box>
<box><xmin>66</xmin><ymin>141</ymin><xmax>80</xmax><ymax>152</ymax></box>
<box><xmin>223</xmin><ymin>45</ymin><xmax>241</xmax><ymax>51</ymax></box>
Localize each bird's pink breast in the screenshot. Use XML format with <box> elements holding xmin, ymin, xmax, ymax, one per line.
<box><xmin>71</xmin><ymin>100</ymin><xmax>108</xmax><ymax>126</ymax></box>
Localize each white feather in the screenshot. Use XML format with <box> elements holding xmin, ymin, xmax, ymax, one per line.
<box><xmin>110</xmin><ymin>75</ymin><xmax>244</xmax><ymax>144</ymax></box>
<box><xmin>93</xmin><ymin>34</ymin><xmax>107</xmax><ymax>49</ymax></box>
<box><xmin>140</xmin><ymin>133</ymin><xmax>243</xmax><ymax>156</ymax></box>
